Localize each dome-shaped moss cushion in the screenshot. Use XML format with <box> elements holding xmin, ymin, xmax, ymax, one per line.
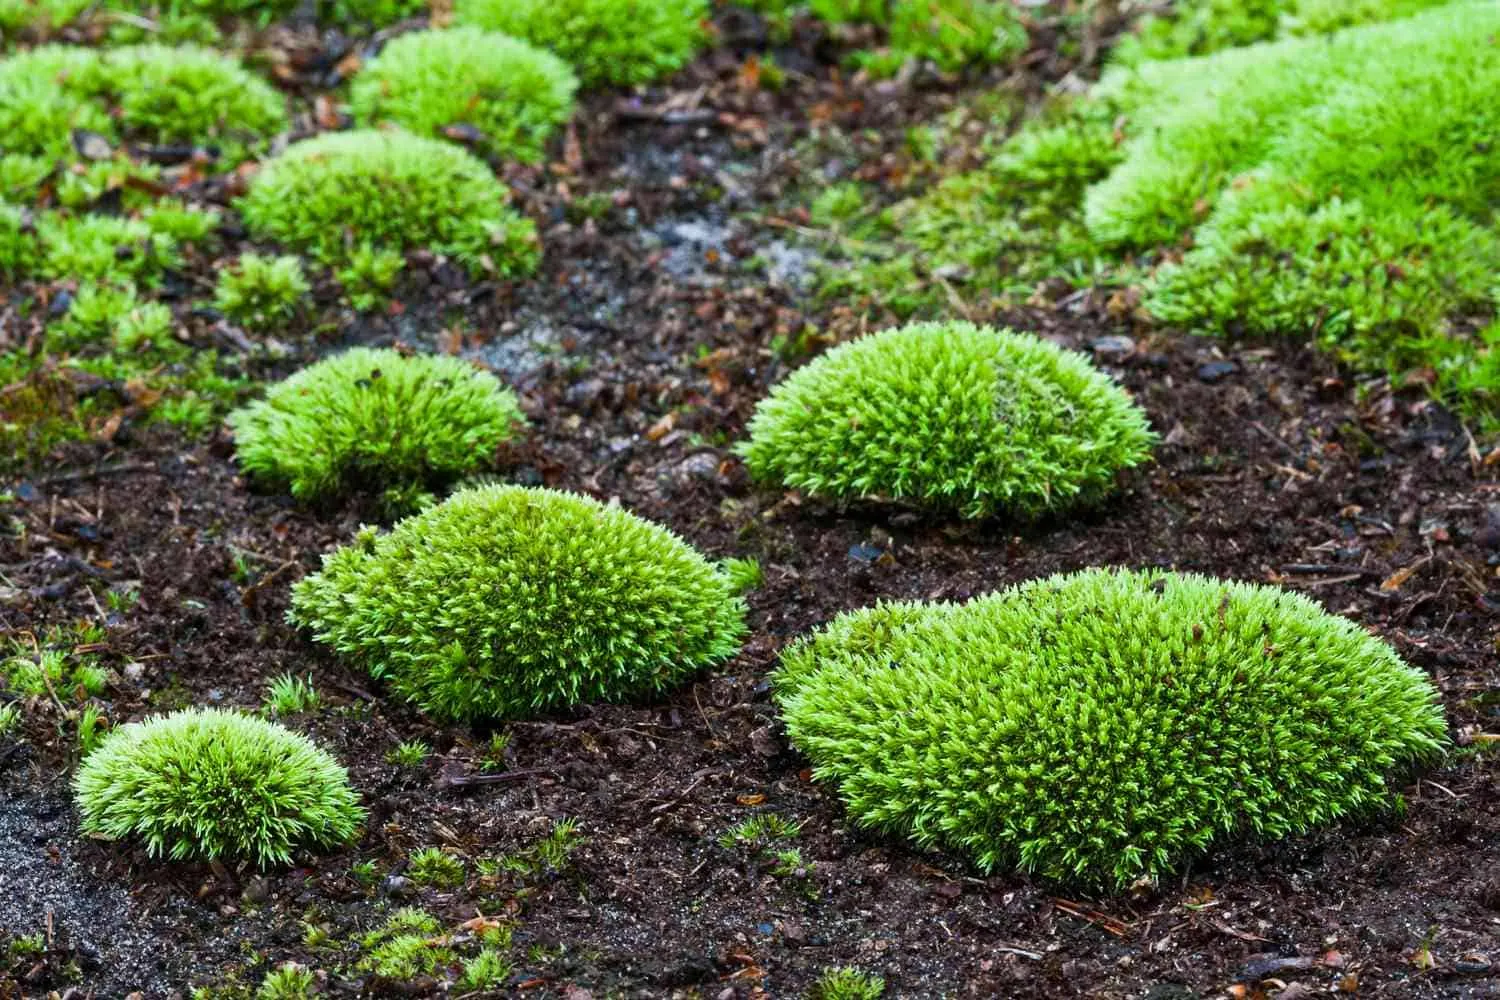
<box><xmin>453</xmin><ymin>0</ymin><xmax>708</xmax><ymax>87</ymax></box>
<box><xmin>73</xmin><ymin>708</ymin><xmax>364</xmax><ymax>868</ymax></box>
<box><xmin>737</xmin><ymin>322</ymin><xmax>1155</xmax><ymax>518</ymax></box>
<box><xmin>775</xmin><ymin>568</ymin><xmax>1448</xmax><ymax>889</ymax></box>
<box><xmin>236</xmin><ymin>129</ymin><xmax>538</xmax><ymax>276</ymax></box>
<box><xmin>351</xmin><ymin>27</ymin><xmax>578</xmax><ymax>163</ymax></box>
<box><xmin>289</xmin><ymin>485</ymin><xmax>747</xmax><ymax>721</ymax></box>
<box><xmin>227</xmin><ymin>347</ymin><xmax>526</xmax><ymax>503</ymax></box>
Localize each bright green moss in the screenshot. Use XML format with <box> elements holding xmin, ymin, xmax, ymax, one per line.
<box><xmin>777</xmin><ymin>568</ymin><xmax>1448</xmax><ymax>889</ymax></box>
<box><xmin>213</xmin><ymin>253</ymin><xmax>309</xmax><ymax>330</ymax></box>
<box><xmin>236</xmin><ymin>130</ymin><xmax>538</xmax><ymax>277</ymax></box>
<box><xmin>227</xmin><ymin>347</ymin><xmax>525</xmax><ymax>503</ymax></box>
<box><xmin>809</xmin><ymin>967</ymin><xmax>886</xmax><ymax>1000</ymax></box>
<box><xmin>352</xmin><ymin>27</ymin><xmax>578</xmax><ymax>163</ymax></box>
<box><xmin>1089</xmin><ymin>3</ymin><xmax>1500</xmax><ymax>411</ymax></box>
<box><xmin>453</xmin><ymin>0</ymin><xmax>709</xmax><ymax>88</ymax></box>
<box><xmin>739</xmin><ymin>322</ymin><xmax>1154</xmax><ymax>518</ymax></box>
<box><xmin>819</xmin><ymin>96</ymin><xmax>1121</xmax><ymax>316</ymax></box>
<box><xmin>289</xmin><ymin>484</ymin><xmax>748</xmax><ymax>721</ymax></box>
<box><xmin>833</xmin><ymin>3</ymin><xmax>1500</xmax><ymax>421</ymax></box>
<box><xmin>73</xmin><ymin>707</ymin><xmax>364</xmax><ymax>867</ymax></box>
<box><xmin>0</xmin><ymin>44</ymin><xmax>285</xmax><ymax>164</ymax></box>
<box><xmin>36</xmin><ymin>212</ymin><xmax>175</xmax><ymax>284</ymax></box>
<box><xmin>1115</xmin><ymin>0</ymin><xmax>1449</xmax><ymax>63</ymax></box>
<box><xmin>811</xmin><ymin>0</ymin><xmax>1026</xmax><ymax>76</ymax></box>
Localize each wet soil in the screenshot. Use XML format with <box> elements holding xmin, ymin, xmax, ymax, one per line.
<box><xmin>2</xmin><ymin>6</ymin><xmax>1499</xmax><ymax>998</ymax></box>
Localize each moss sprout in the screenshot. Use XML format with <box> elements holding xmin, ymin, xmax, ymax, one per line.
<box><xmin>352</xmin><ymin>27</ymin><xmax>578</xmax><ymax>163</ymax></box>
<box><xmin>213</xmin><ymin>254</ymin><xmax>310</xmax><ymax>331</ymax></box>
<box><xmin>236</xmin><ymin>129</ymin><xmax>538</xmax><ymax>277</ymax></box>
<box><xmin>776</xmin><ymin>568</ymin><xmax>1448</xmax><ymax>888</ymax></box>
<box><xmin>809</xmin><ymin>967</ymin><xmax>886</xmax><ymax>1000</ymax></box>
<box><xmin>73</xmin><ymin>707</ymin><xmax>364</xmax><ymax>867</ymax></box>
<box><xmin>227</xmin><ymin>347</ymin><xmax>525</xmax><ymax>504</ymax></box>
<box><xmin>289</xmin><ymin>484</ymin><xmax>747</xmax><ymax>721</ymax></box>
<box><xmin>453</xmin><ymin>0</ymin><xmax>709</xmax><ymax>88</ymax></box>
<box><xmin>739</xmin><ymin>321</ymin><xmax>1154</xmax><ymax>518</ymax></box>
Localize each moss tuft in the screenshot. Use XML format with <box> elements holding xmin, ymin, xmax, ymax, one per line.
<box><xmin>0</xmin><ymin>43</ymin><xmax>286</xmax><ymax>164</ymax></box>
<box><xmin>776</xmin><ymin>568</ymin><xmax>1448</xmax><ymax>888</ymax></box>
<box><xmin>453</xmin><ymin>0</ymin><xmax>709</xmax><ymax>88</ymax></box>
<box><xmin>289</xmin><ymin>484</ymin><xmax>747</xmax><ymax>721</ymax></box>
<box><xmin>352</xmin><ymin>27</ymin><xmax>578</xmax><ymax>163</ymax></box>
<box><xmin>236</xmin><ymin>129</ymin><xmax>538</xmax><ymax>277</ymax></box>
<box><xmin>213</xmin><ymin>254</ymin><xmax>310</xmax><ymax>331</ymax></box>
<box><xmin>228</xmin><ymin>347</ymin><xmax>525</xmax><ymax>503</ymax></box>
<box><xmin>73</xmin><ymin>707</ymin><xmax>364</xmax><ymax>867</ymax></box>
<box><xmin>739</xmin><ymin>321</ymin><xmax>1153</xmax><ymax>518</ymax></box>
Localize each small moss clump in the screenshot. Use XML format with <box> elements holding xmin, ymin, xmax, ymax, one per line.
<box><xmin>739</xmin><ymin>322</ymin><xmax>1154</xmax><ymax>518</ymax></box>
<box><xmin>236</xmin><ymin>130</ymin><xmax>538</xmax><ymax>277</ymax></box>
<box><xmin>227</xmin><ymin>347</ymin><xmax>525</xmax><ymax>503</ymax></box>
<box><xmin>214</xmin><ymin>254</ymin><xmax>310</xmax><ymax>331</ymax></box>
<box><xmin>73</xmin><ymin>707</ymin><xmax>364</xmax><ymax>867</ymax></box>
<box><xmin>776</xmin><ymin>568</ymin><xmax>1449</xmax><ymax>889</ymax></box>
<box><xmin>0</xmin><ymin>43</ymin><xmax>286</xmax><ymax>164</ymax></box>
<box><xmin>289</xmin><ymin>484</ymin><xmax>747</xmax><ymax>721</ymax></box>
<box><xmin>809</xmin><ymin>0</ymin><xmax>1025</xmax><ymax>76</ymax></box>
<box><xmin>352</xmin><ymin>27</ymin><xmax>578</xmax><ymax>163</ymax></box>
<box><xmin>453</xmin><ymin>0</ymin><xmax>708</xmax><ymax>88</ymax></box>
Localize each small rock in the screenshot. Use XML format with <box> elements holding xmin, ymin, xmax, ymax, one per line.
<box><xmin>381</xmin><ymin>874</ymin><xmax>415</xmax><ymax>898</ymax></box>
<box><xmin>241</xmin><ymin>877</ymin><xmax>271</xmax><ymax>904</ymax></box>
<box><xmin>1238</xmin><ymin>955</ymin><xmax>1317</xmax><ymax>981</ymax></box>
<box><xmin>657</xmin><ymin>451</ymin><xmax>720</xmax><ymax>495</ymax></box>
<box><xmin>1455</xmin><ymin>954</ymin><xmax>1492</xmax><ymax>974</ymax></box>
<box><xmin>1275</xmin><ymin>983</ymin><xmax>1316</xmax><ymax>1000</ymax></box>
<box><xmin>1091</xmin><ymin>335</ymin><xmax>1136</xmax><ymax>361</ymax></box>
<box><xmin>1197</xmin><ymin>360</ymin><xmax>1240</xmax><ymax>383</ymax></box>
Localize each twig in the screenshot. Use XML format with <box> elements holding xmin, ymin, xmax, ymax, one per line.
<box><xmin>441</xmin><ymin>766</ymin><xmax>557</xmax><ymax>789</ymax></box>
<box><xmin>31</xmin><ymin>461</ymin><xmax>161</xmax><ymax>487</ymax></box>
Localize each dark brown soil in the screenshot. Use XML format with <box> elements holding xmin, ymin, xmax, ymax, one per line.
<box><xmin>2</xmin><ymin>6</ymin><xmax>1498</xmax><ymax>999</ymax></box>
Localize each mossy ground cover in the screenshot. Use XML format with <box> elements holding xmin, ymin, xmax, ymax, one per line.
<box><xmin>824</xmin><ymin>2</ymin><xmax>1500</xmax><ymax>425</ymax></box>
<box><xmin>0</xmin><ymin>1</ymin><xmax>1494</xmax><ymax>996</ymax></box>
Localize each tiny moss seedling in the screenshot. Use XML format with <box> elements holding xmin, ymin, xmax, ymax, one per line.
<box><xmin>387</xmin><ymin>740</ymin><xmax>430</xmax><ymax>767</ymax></box>
<box><xmin>809</xmin><ymin>966</ymin><xmax>886</xmax><ymax>1000</ymax></box>
<box><xmin>407</xmin><ymin>846</ymin><xmax>465</xmax><ymax>889</ymax></box>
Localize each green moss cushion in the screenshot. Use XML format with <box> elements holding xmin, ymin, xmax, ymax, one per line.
<box><xmin>453</xmin><ymin>0</ymin><xmax>709</xmax><ymax>87</ymax></box>
<box><xmin>74</xmin><ymin>708</ymin><xmax>364</xmax><ymax>867</ymax></box>
<box><xmin>290</xmin><ymin>485</ymin><xmax>747</xmax><ymax>721</ymax></box>
<box><xmin>738</xmin><ymin>322</ymin><xmax>1155</xmax><ymax>518</ymax></box>
<box><xmin>228</xmin><ymin>347</ymin><xmax>526</xmax><ymax>503</ymax></box>
<box><xmin>236</xmin><ymin>129</ymin><xmax>538</xmax><ymax>276</ymax></box>
<box><xmin>0</xmin><ymin>43</ymin><xmax>286</xmax><ymax>164</ymax></box>
<box><xmin>776</xmin><ymin>568</ymin><xmax>1448</xmax><ymax>889</ymax></box>
<box><xmin>351</xmin><ymin>27</ymin><xmax>578</xmax><ymax>163</ymax></box>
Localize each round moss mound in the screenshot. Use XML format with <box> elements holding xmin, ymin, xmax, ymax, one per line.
<box><xmin>289</xmin><ymin>484</ymin><xmax>747</xmax><ymax>721</ymax></box>
<box><xmin>73</xmin><ymin>707</ymin><xmax>364</xmax><ymax>867</ymax></box>
<box><xmin>236</xmin><ymin>129</ymin><xmax>538</xmax><ymax>276</ymax></box>
<box><xmin>0</xmin><ymin>43</ymin><xmax>286</xmax><ymax>164</ymax></box>
<box><xmin>453</xmin><ymin>0</ymin><xmax>709</xmax><ymax>88</ymax></box>
<box><xmin>352</xmin><ymin>27</ymin><xmax>578</xmax><ymax>163</ymax></box>
<box><xmin>227</xmin><ymin>347</ymin><xmax>526</xmax><ymax>503</ymax></box>
<box><xmin>738</xmin><ymin>322</ymin><xmax>1155</xmax><ymax>518</ymax></box>
<box><xmin>775</xmin><ymin>568</ymin><xmax>1449</xmax><ymax>889</ymax></box>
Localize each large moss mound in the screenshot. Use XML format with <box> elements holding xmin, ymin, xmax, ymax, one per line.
<box><xmin>289</xmin><ymin>485</ymin><xmax>748</xmax><ymax>721</ymax></box>
<box><xmin>739</xmin><ymin>322</ymin><xmax>1154</xmax><ymax>518</ymax></box>
<box><xmin>776</xmin><ymin>568</ymin><xmax>1448</xmax><ymax>888</ymax></box>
